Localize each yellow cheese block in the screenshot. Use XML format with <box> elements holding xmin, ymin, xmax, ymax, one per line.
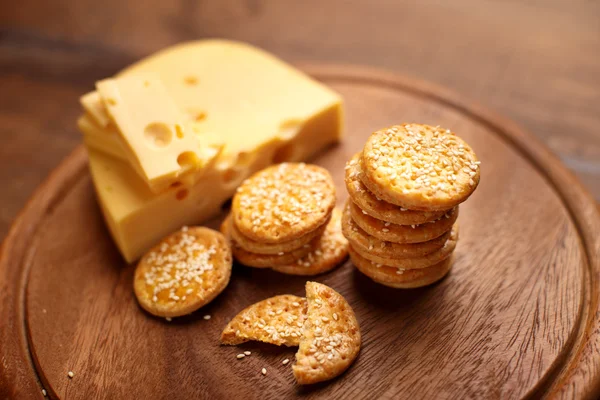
<box><xmin>84</xmin><ymin>39</ymin><xmax>343</xmax><ymax>262</ymax></box>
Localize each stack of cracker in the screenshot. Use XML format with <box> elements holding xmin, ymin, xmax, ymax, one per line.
<box><xmin>342</xmin><ymin>124</ymin><xmax>480</xmax><ymax>288</ymax></box>
<box><xmin>221</xmin><ymin>162</ymin><xmax>349</xmax><ymax>275</ymax></box>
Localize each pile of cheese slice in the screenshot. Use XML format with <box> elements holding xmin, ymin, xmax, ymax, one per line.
<box><xmin>78</xmin><ymin>40</ymin><xmax>343</xmax><ymax>262</ymax></box>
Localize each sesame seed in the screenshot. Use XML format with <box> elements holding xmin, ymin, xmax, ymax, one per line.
<box><xmin>333</xmin><ymin>313</ymin><xmax>339</xmax><ymax>321</ymax></box>
<box><xmin>165</xmin><ymin>317</ymin><xmax>172</xmax><ymax>322</ymax></box>
<box><xmin>67</xmin><ymin>371</ymin><xmax>74</xmax><ymax>378</ymax></box>
<box><xmin>244</xmin><ymin>351</ymin><xmax>251</xmax><ymax>356</ymax></box>
<box><xmin>203</xmin><ymin>315</ymin><xmax>211</xmax><ymax>320</ymax></box>
<box><xmin>282</xmin><ymin>358</ymin><xmax>290</xmax><ymax>365</ymax></box>
<box><xmin>42</xmin><ymin>389</ymin><xmax>47</xmax><ymax>396</ymax></box>
<box><xmin>237</xmin><ymin>354</ymin><xmax>246</xmax><ymax>359</ymax></box>
<box><xmin>261</xmin><ymin>368</ymin><xmax>267</xmax><ymax>375</ymax></box>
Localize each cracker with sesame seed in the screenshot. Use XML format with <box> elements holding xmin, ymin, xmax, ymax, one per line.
<box><xmin>345</xmin><ymin>152</ymin><xmax>445</xmax><ymax>225</ymax></box>
<box><xmin>361</xmin><ymin>124</ymin><xmax>480</xmax><ymax>211</ymax></box>
<box><xmin>350</xmin><ymin>247</ymin><xmax>453</xmax><ymax>288</ymax></box>
<box><xmin>221</xmin><ymin>295</ymin><xmax>308</xmax><ymax>346</ymax></box>
<box><xmin>134</xmin><ymin>227</ymin><xmax>232</xmax><ymax>318</ymax></box>
<box><xmin>221</xmin><ymin>214</ymin><xmax>315</xmax><ymax>268</ymax></box>
<box><xmin>348</xmin><ymin>200</ymin><xmax>457</xmax><ymax>244</ymax></box>
<box><xmin>229</xmin><ymin>211</ymin><xmax>330</xmax><ymax>255</ymax></box>
<box><xmin>232</xmin><ymin>163</ymin><xmax>336</xmax><ymax>244</ymax></box>
<box><xmin>273</xmin><ymin>208</ymin><xmax>349</xmax><ymax>276</ymax></box>
<box><xmin>341</xmin><ymin>202</ymin><xmax>449</xmax><ymax>259</ymax></box>
<box><xmin>293</xmin><ymin>281</ymin><xmax>361</xmax><ymax>385</ymax></box>
<box><xmin>352</xmin><ymin>224</ymin><xmax>458</xmax><ymax>269</ymax></box>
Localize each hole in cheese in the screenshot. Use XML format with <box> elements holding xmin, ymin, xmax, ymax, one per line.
<box><xmin>184</xmin><ymin>76</ymin><xmax>199</xmax><ymax>86</ymax></box>
<box><xmin>177</xmin><ymin>151</ymin><xmax>199</xmax><ymax>168</ymax></box>
<box><xmin>176</xmin><ymin>189</ymin><xmax>189</xmax><ymax>200</ymax></box>
<box><xmin>144</xmin><ymin>122</ymin><xmax>173</xmax><ymax>148</ymax></box>
<box><xmin>236</xmin><ymin>151</ymin><xmax>253</xmax><ymax>167</ymax></box>
<box><xmin>195</xmin><ymin>111</ymin><xmax>207</xmax><ymax>122</ymax></box>
<box><xmin>273</xmin><ymin>142</ymin><xmax>299</xmax><ymax>164</ymax></box>
<box><xmin>175</xmin><ymin>124</ymin><xmax>185</xmax><ymax>139</ymax></box>
<box><xmin>222</xmin><ymin>168</ymin><xmax>240</xmax><ymax>184</ymax></box>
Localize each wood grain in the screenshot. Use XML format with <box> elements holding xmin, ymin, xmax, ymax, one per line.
<box><xmin>0</xmin><ymin>0</ymin><xmax>599</xmax><ymax>242</ymax></box>
<box><xmin>1</xmin><ymin>66</ymin><xmax>598</xmax><ymax>399</ymax></box>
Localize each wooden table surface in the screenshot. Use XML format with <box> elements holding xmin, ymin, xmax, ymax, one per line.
<box><xmin>1</xmin><ymin>0</ymin><xmax>599</xmax><ymax>240</ymax></box>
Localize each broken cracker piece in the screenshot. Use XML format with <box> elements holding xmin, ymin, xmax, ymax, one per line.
<box><xmin>221</xmin><ymin>295</ymin><xmax>307</xmax><ymax>347</ymax></box>
<box><xmin>293</xmin><ymin>282</ymin><xmax>361</xmax><ymax>385</ymax></box>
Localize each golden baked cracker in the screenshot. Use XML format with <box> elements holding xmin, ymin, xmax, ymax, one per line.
<box><xmin>351</xmin><ymin>223</ymin><xmax>459</xmax><ymax>269</ymax></box>
<box><xmin>230</xmin><ymin>212</ymin><xmax>330</xmax><ymax>255</ymax></box>
<box><xmin>293</xmin><ymin>282</ymin><xmax>361</xmax><ymax>385</ymax></box>
<box><xmin>134</xmin><ymin>227</ymin><xmax>232</xmax><ymax>318</ymax></box>
<box><xmin>349</xmin><ymin>199</ymin><xmax>458</xmax><ymax>244</ymax></box>
<box><xmin>350</xmin><ymin>247</ymin><xmax>453</xmax><ymax>288</ymax></box>
<box><xmin>220</xmin><ymin>214</ymin><xmax>313</xmax><ymax>268</ymax></box>
<box><xmin>232</xmin><ymin>163</ymin><xmax>336</xmax><ymax>243</ymax></box>
<box><xmin>221</xmin><ymin>295</ymin><xmax>307</xmax><ymax>346</ymax></box>
<box><xmin>361</xmin><ymin>124</ymin><xmax>480</xmax><ymax>211</ymax></box>
<box><xmin>341</xmin><ymin>202</ymin><xmax>449</xmax><ymax>259</ymax></box>
<box><xmin>345</xmin><ymin>152</ymin><xmax>445</xmax><ymax>225</ymax></box>
<box><xmin>273</xmin><ymin>208</ymin><xmax>349</xmax><ymax>276</ymax></box>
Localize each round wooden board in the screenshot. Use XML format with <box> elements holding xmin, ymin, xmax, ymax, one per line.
<box><xmin>1</xmin><ymin>65</ymin><xmax>599</xmax><ymax>400</ymax></box>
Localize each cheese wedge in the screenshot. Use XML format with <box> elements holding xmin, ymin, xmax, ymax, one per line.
<box><xmin>83</xmin><ymin>39</ymin><xmax>343</xmax><ymax>262</ymax></box>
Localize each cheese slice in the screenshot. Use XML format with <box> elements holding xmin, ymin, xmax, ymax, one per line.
<box><xmin>78</xmin><ymin>115</ymin><xmax>128</xmax><ymax>160</ymax></box>
<box><xmin>82</xmin><ymin>39</ymin><xmax>343</xmax><ymax>262</ymax></box>
<box><xmin>94</xmin><ymin>73</ymin><xmax>220</xmax><ymax>193</ymax></box>
<box><xmin>80</xmin><ymin>91</ymin><xmax>112</xmax><ymax>128</ymax></box>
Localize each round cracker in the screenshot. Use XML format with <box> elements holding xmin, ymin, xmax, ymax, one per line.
<box><xmin>293</xmin><ymin>282</ymin><xmax>361</xmax><ymax>385</ymax></box>
<box><xmin>341</xmin><ymin>202</ymin><xmax>449</xmax><ymax>259</ymax></box>
<box><xmin>350</xmin><ymin>223</ymin><xmax>458</xmax><ymax>269</ymax></box>
<box><xmin>348</xmin><ymin>199</ymin><xmax>458</xmax><ymax>244</ymax></box>
<box><xmin>232</xmin><ymin>163</ymin><xmax>336</xmax><ymax>243</ymax></box>
<box><xmin>230</xmin><ymin>212</ymin><xmax>330</xmax><ymax>255</ymax></box>
<box><xmin>221</xmin><ymin>295</ymin><xmax>307</xmax><ymax>347</ymax></box>
<box><xmin>345</xmin><ymin>152</ymin><xmax>445</xmax><ymax>225</ymax></box>
<box><xmin>273</xmin><ymin>208</ymin><xmax>349</xmax><ymax>276</ymax></box>
<box><xmin>361</xmin><ymin>124</ymin><xmax>480</xmax><ymax>211</ymax></box>
<box><xmin>221</xmin><ymin>214</ymin><xmax>314</xmax><ymax>268</ymax></box>
<box><xmin>134</xmin><ymin>226</ymin><xmax>232</xmax><ymax>318</ymax></box>
<box><xmin>350</xmin><ymin>247</ymin><xmax>453</xmax><ymax>288</ymax></box>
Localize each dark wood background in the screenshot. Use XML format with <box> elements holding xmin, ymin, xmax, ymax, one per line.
<box><xmin>1</xmin><ymin>0</ymin><xmax>599</xmax><ymax>241</ymax></box>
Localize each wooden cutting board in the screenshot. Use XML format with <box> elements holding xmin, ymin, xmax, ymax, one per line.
<box><xmin>1</xmin><ymin>65</ymin><xmax>599</xmax><ymax>400</ymax></box>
